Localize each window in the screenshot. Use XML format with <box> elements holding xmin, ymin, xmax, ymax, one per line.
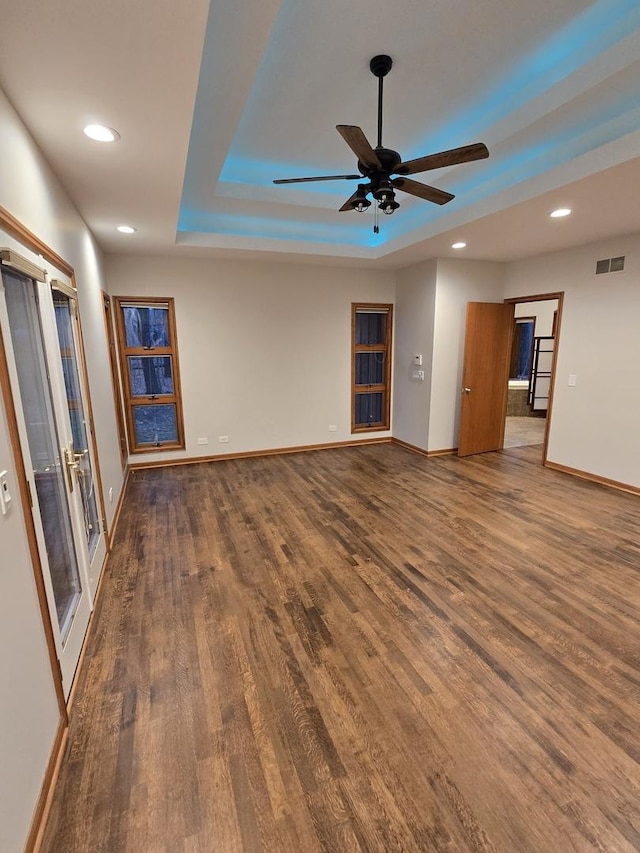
<box><xmin>509</xmin><ymin>317</ymin><xmax>536</xmax><ymax>380</ymax></box>
<box><xmin>351</xmin><ymin>303</ymin><xmax>393</xmax><ymax>432</ymax></box>
<box><xmin>114</xmin><ymin>297</ymin><xmax>185</xmax><ymax>452</ymax></box>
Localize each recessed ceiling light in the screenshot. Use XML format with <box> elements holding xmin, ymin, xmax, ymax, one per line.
<box><xmin>83</xmin><ymin>124</ymin><xmax>120</xmax><ymax>143</ymax></box>
<box><xmin>116</xmin><ymin>225</ymin><xmax>136</xmax><ymax>234</ymax></box>
<box><xmin>451</xmin><ymin>241</ymin><xmax>467</xmax><ymax>249</ymax></box>
<box><xmin>549</xmin><ymin>208</ymin><xmax>572</xmax><ymax>218</ymax></box>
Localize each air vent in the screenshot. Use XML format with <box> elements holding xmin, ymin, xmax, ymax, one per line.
<box><xmin>595</xmin><ymin>256</ymin><xmax>625</xmax><ymax>274</ymax></box>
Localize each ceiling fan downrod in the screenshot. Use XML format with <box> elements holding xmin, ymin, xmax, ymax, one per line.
<box><xmin>370</xmin><ymin>54</ymin><xmax>393</xmax><ymax>149</ymax></box>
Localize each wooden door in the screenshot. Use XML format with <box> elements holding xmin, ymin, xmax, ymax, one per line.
<box><xmin>458</xmin><ymin>302</ymin><xmax>514</xmax><ymax>457</ymax></box>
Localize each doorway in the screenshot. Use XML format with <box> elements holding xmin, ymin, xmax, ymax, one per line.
<box><xmin>458</xmin><ymin>292</ymin><xmax>562</xmax><ymax>459</ymax></box>
<box><xmin>0</xmin><ymin>261</ymin><xmax>106</xmax><ymax>696</ymax></box>
<box><xmin>503</xmin><ymin>295</ymin><xmax>560</xmax><ymax>456</ymax></box>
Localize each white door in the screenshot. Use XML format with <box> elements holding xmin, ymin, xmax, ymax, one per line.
<box><xmin>0</xmin><ymin>266</ymin><xmax>104</xmax><ymax>696</ymax></box>
<box><xmin>44</xmin><ymin>280</ymin><xmax>107</xmax><ymax>598</ymax></box>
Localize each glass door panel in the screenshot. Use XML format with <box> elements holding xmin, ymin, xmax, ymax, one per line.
<box><xmin>52</xmin><ymin>290</ymin><xmax>101</xmax><ymax>559</ymax></box>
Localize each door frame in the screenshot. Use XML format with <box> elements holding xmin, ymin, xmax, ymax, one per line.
<box><xmin>0</xmin><ymin>270</ymin><xmax>97</xmax><ymax>695</ymax></box>
<box><xmin>0</xmin><ymin>205</ymin><xmax>108</xmax><ymax>701</ymax></box>
<box><xmin>503</xmin><ymin>291</ymin><xmax>564</xmax><ymax>463</ymax></box>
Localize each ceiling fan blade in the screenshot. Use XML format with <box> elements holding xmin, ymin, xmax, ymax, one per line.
<box><xmin>336</xmin><ymin>125</ymin><xmax>382</xmax><ymax>170</ymax></box>
<box><xmin>395</xmin><ymin>143</ymin><xmax>489</xmax><ymax>176</ymax></box>
<box><xmin>273</xmin><ymin>173</ymin><xmax>361</xmax><ymax>184</ymax></box>
<box><xmin>392</xmin><ymin>177</ymin><xmax>454</xmax><ymax>205</ymax></box>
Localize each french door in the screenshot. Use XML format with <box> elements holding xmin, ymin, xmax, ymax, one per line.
<box><xmin>0</xmin><ymin>265</ymin><xmax>105</xmax><ymax>696</ymax></box>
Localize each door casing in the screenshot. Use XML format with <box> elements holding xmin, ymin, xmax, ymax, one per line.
<box><xmin>458</xmin><ymin>292</ymin><xmax>563</xmax><ymax>460</ymax></box>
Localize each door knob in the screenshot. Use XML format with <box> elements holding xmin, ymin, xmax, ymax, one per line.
<box><xmin>63</xmin><ymin>446</ymin><xmax>79</xmax><ymax>492</ymax></box>
<box><xmin>462</xmin><ymin>387</ymin><xmax>472</xmax><ymax>394</ymax></box>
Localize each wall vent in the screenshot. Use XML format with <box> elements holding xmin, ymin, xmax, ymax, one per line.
<box><xmin>595</xmin><ymin>256</ymin><xmax>625</xmax><ymax>274</ymax></box>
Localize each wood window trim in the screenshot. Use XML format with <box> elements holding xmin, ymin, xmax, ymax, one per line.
<box><xmin>351</xmin><ymin>302</ymin><xmax>393</xmax><ymax>433</ymax></box>
<box><xmin>113</xmin><ymin>296</ymin><xmax>185</xmax><ymax>453</ymax></box>
<box><xmin>102</xmin><ymin>293</ymin><xmax>128</xmax><ymax>466</ymax></box>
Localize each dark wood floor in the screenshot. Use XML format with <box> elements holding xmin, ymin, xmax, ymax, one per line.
<box><xmin>42</xmin><ymin>444</ymin><xmax>640</xmax><ymax>852</ymax></box>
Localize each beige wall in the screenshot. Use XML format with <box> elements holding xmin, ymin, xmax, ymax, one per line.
<box><xmin>104</xmin><ymin>254</ymin><xmax>396</xmax><ymax>464</ymax></box>
<box><xmin>514</xmin><ymin>299</ymin><xmax>557</xmax><ymax>338</ymax></box>
<box><xmin>393</xmin><ymin>260</ymin><xmax>437</xmax><ymax>451</ymax></box>
<box><xmin>505</xmin><ymin>234</ymin><xmax>640</xmax><ymax>487</ymax></box>
<box><xmin>0</xmin><ymin>86</ymin><xmax>123</xmax><ymax>851</ymax></box>
<box><xmin>429</xmin><ymin>259</ymin><xmax>506</xmax><ymax>452</ymax></box>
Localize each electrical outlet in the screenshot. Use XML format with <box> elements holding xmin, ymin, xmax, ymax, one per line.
<box><xmin>218</xmin><ymin>435</ymin><xmax>229</xmax><ymax>443</ymax></box>
<box><xmin>328</xmin><ymin>425</ymin><xmax>337</xmax><ymax>432</ymax></box>
<box><xmin>0</xmin><ymin>471</ymin><xmax>11</xmax><ymax>515</ymax></box>
<box><xmin>197</xmin><ymin>437</ymin><xmax>209</xmax><ymax>445</ymax></box>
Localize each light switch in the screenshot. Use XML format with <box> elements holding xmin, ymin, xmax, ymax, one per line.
<box><xmin>412</xmin><ymin>369</ymin><xmax>425</xmax><ymax>381</ymax></box>
<box><xmin>0</xmin><ymin>471</ymin><xmax>12</xmax><ymax>515</ymax></box>
<box><xmin>568</xmin><ymin>374</ymin><xmax>577</xmax><ymax>386</ymax></box>
<box><xmin>413</xmin><ymin>354</ymin><xmax>423</xmax><ymax>366</ymax></box>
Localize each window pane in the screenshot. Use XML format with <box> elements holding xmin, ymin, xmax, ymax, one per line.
<box><xmin>356</xmin><ymin>312</ymin><xmax>386</xmax><ymax>345</ymax></box>
<box><xmin>128</xmin><ymin>356</ymin><xmax>174</xmax><ymax>397</ymax></box>
<box><xmin>133</xmin><ymin>404</ymin><xmax>178</xmax><ymax>445</ymax></box>
<box><xmin>355</xmin><ymin>392</ymin><xmax>384</xmax><ymax>426</ymax></box>
<box><xmin>122</xmin><ymin>305</ymin><xmax>170</xmax><ymax>348</ymax></box>
<box><xmin>356</xmin><ymin>351</ymin><xmax>385</xmax><ymax>385</ymax></box>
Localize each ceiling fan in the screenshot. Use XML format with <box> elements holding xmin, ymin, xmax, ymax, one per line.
<box><xmin>273</xmin><ymin>55</ymin><xmax>489</xmax><ymax>220</ymax></box>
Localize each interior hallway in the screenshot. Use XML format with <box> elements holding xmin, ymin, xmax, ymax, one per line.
<box><xmin>42</xmin><ymin>444</ymin><xmax>640</xmax><ymax>852</ymax></box>
<box><xmin>503</xmin><ymin>415</ymin><xmax>546</xmax><ymax>448</ymax></box>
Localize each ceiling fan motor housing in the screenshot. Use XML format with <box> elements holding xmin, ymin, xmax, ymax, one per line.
<box><xmin>358</xmin><ymin>147</ymin><xmax>401</xmax><ymax>177</ymax></box>
<box><xmin>358</xmin><ymin>148</ymin><xmax>401</xmax><ymax>199</ymax></box>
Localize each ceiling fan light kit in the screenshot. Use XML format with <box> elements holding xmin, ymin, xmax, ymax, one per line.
<box><xmin>350</xmin><ymin>184</ymin><xmax>372</xmax><ymax>212</ymax></box>
<box><xmin>273</xmin><ymin>54</ymin><xmax>490</xmax><ymax>230</ymax></box>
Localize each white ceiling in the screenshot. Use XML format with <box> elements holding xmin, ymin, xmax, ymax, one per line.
<box><xmin>1</xmin><ymin>0</ymin><xmax>640</xmax><ymax>268</ymax></box>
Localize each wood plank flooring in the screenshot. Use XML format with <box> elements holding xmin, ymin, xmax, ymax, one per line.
<box><xmin>41</xmin><ymin>444</ymin><xmax>640</xmax><ymax>852</ymax></box>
